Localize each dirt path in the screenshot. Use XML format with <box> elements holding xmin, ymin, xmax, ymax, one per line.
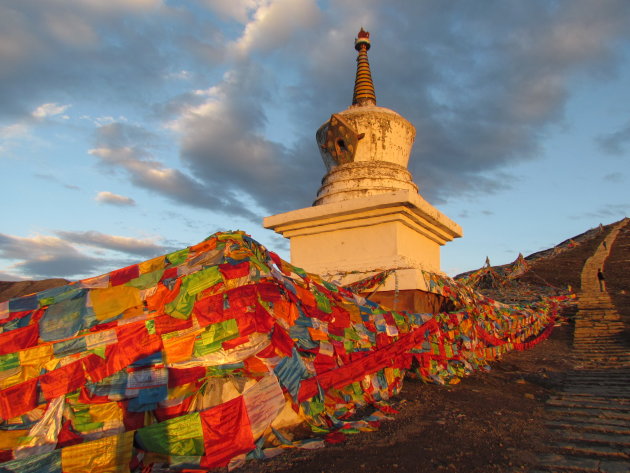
<box><xmin>536</xmin><ymin>219</ymin><xmax>630</xmax><ymax>473</ymax></box>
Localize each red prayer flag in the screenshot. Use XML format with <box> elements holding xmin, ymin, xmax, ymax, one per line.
<box><xmin>40</xmin><ymin>359</ymin><xmax>86</xmax><ymax>400</ymax></box>
<box><xmin>0</xmin><ymin>324</ymin><xmax>39</xmax><ymax>355</ymax></box>
<box><xmin>200</xmin><ymin>396</ymin><xmax>255</xmax><ymax>469</ymax></box>
<box><xmin>153</xmin><ymin>314</ymin><xmax>193</xmax><ymax>335</ymax></box>
<box><xmin>219</xmin><ymin>261</ymin><xmax>250</xmax><ymax>280</ymax></box>
<box><xmin>109</xmin><ymin>264</ymin><xmax>140</xmax><ymax>286</ymax></box>
<box><xmin>0</xmin><ymin>377</ymin><xmax>38</xmax><ymax>419</ymax></box>
<box><xmin>56</xmin><ymin>420</ymin><xmax>83</xmax><ymax>448</ymax></box>
<box><xmin>270</xmin><ymin>324</ymin><xmax>293</xmax><ymax>356</ymax></box>
<box><xmin>168</xmin><ymin>367</ymin><xmax>206</xmax><ymax>388</ymax></box>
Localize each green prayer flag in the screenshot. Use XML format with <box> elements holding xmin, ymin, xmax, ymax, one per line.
<box><xmin>126</xmin><ymin>269</ymin><xmax>164</xmax><ymax>290</ymax></box>
<box><xmin>193</xmin><ymin>319</ymin><xmax>239</xmax><ymax>356</ymax></box>
<box><xmin>136</xmin><ymin>412</ymin><xmax>205</xmax><ymax>456</ymax></box>
<box><xmin>166</xmin><ymin>248</ymin><xmax>189</xmax><ymax>266</ymax></box>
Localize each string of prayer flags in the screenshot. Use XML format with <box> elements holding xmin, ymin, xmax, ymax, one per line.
<box><xmin>0</xmin><ymin>231</ymin><xmax>572</xmax><ymax>471</ymax></box>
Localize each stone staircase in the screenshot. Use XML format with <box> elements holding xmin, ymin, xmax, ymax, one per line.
<box><xmin>535</xmin><ymin>220</ymin><xmax>630</xmax><ymax>473</ymax></box>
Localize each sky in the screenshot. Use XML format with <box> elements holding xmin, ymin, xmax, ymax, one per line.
<box><xmin>1</xmin><ymin>0</ymin><xmax>629</xmax><ymax>281</ymax></box>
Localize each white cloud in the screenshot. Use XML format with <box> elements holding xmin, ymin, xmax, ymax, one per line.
<box><xmin>95</xmin><ymin>191</ymin><xmax>136</xmax><ymax>206</ymax></box>
<box><xmin>166</xmin><ymin>70</ymin><xmax>193</xmax><ymax>80</ymax></box>
<box><xmin>203</xmin><ymin>0</ymin><xmax>262</xmax><ymax>23</ymax></box>
<box><xmin>0</xmin><ymin>270</ymin><xmax>25</xmax><ymax>281</ymax></box>
<box><xmin>89</xmin><ymin>122</ymin><xmax>260</xmax><ymax>218</ymax></box>
<box><xmin>231</xmin><ymin>0</ymin><xmax>321</xmax><ymax>55</ymax></box>
<box><xmin>0</xmin><ymin>121</ymin><xmax>28</xmax><ymax>140</ymax></box>
<box><xmin>0</xmin><ymin>233</ymin><xmax>102</xmax><ymax>278</ymax></box>
<box><xmin>55</xmin><ymin>230</ymin><xmax>166</xmax><ymax>257</ymax></box>
<box><xmin>32</xmin><ymin>102</ymin><xmax>71</xmax><ymax>119</ymax></box>
<box><xmin>75</xmin><ymin>0</ymin><xmax>162</xmax><ymax>12</ymax></box>
<box><xmin>43</xmin><ymin>11</ymin><xmax>98</xmax><ymax>47</ymax></box>
<box><xmin>0</xmin><ymin>228</ymin><xmax>170</xmax><ymax>279</ymax></box>
<box><xmin>0</xmin><ymin>102</ymin><xmax>71</xmax><ymax>154</ymax></box>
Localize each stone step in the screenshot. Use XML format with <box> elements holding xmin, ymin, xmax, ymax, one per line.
<box><xmin>549</xmin><ymin>395</ymin><xmax>630</xmax><ymax>406</ymax></box>
<box><xmin>564</xmin><ymin>372</ymin><xmax>630</xmax><ymax>379</ymax></box>
<box><xmin>573</xmin><ymin>344</ymin><xmax>627</xmax><ymax>348</ymax></box>
<box><xmin>558</xmin><ymin>430</ymin><xmax>630</xmax><ymax>448</ymax></box>
<box><xmin>537</xmin><ymin>453</ymin><xmax>601</xmax><ymax>472</ymax></box>
<box><xmin>576</xmin><ymin>359</ymin><xmax>630</xmax><ymax>370</ymax></box>
<box><xmin>547</xmin><ymin>401</ymin><xmax>630</xmax><ymax>413</ymax></box>
<box><xmin>574</xmin><ymin>321</ymin><xmax>624</xmax><ymax>326</ymax></box>
<box><xmin>562</xmin><ymin>389</ymin><xmax>630</xmax><ymax>396</ymax></box>
<box><xmin>565</xmin><ymin>386</ymin><xmax>630</xmax><ymax>391</ymax></box>
<box><xmin>576</xmin><ymin>308</ymin><xmax>618</xmax><ymax>312</ymax></box>
<box><xmin>572</xmin><ymin>347</ymin><xmax>629</xmax><ymax>351</ymax></box>
<box><xmin>564</xmin><ymin>379</ymin><xmax>630</xmax><ymax>385</ymax></box>
<box><xmin>574</xmin><ymin>325</ymin><xmax>625</xmax><ymax>328</ymax></box>
<box><xmin>551</xmin><ymin>393</ymin><xmax>630</xmax><ymax>402</ymax></box>
<box><xmin>548</xmin><ymin>407</ymin><xmax>630</xmax><ymax>422</ymax></box>
<box><xmin>571</xmin><ymin>354</ymin><xmax>630</xmax><ymax>358</ymax></box>
<box><xmin>538</xmin><ymin>456</ymin><xmax>630</xmax><ymax>473</ymax></box>
<box><xmin>572</xmin><ymin>354</ymin><xmax>630</xmax><ymax>358</ymax></box>
<box><xmin>547</xmin><ymin>419</ymin><xmax>630</xmax><ymax>434</ymax></box>
<box><xmin>553</xmin><ymin>442</ymin><xmax>630</xmax><ymax>459</ymax></box>
<box><xmin>572</xmin><ymin>346</ymin><xmax>630</xmax><ymax>350</ymax></box>
<box><xmin>548</xmin><ymin>414</ymin><xmax>630</xmax><ymax>427</ymax></box>
<box><xmin>598</xmin><ymin>460</ymin><xmax>630</xmax><ymax>473</ymax></box>
<box><xmin>564</xmin><ymin>380</ymin><xmax>630</xmax><ymax>387</ymax></box>
<box><xmin>574</xmin><ymin>325</ymin><xmax>625</xmax><ymax>330</ymax></box>
<box><xmin>563</xmin><ymin>379</ymin><xmax>630</xmax><ymax>386</ymax></box>
<box><xmin>574</xmin><ymin>326</ymin><xmax>624</xmax><ymax>330</ymax></box>
<box><xmin>574</xmin><ymin>341</ymin><xmax>628</xmax><ymax>345</ymax></box>
<box><xmin>563</xmin><ymin>382</ymin><xmax>630</xmax><ymax>390</ymax></box>
<box><xmin>536</xmin><ymin>225</ymin><xmax>630</xmax><ymax>473</ymax></box>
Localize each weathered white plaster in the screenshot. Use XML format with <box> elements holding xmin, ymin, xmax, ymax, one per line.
<box><xmin>264</xmin><ymin>190</ymin><xmax>462</xmax><ymax>291</ymax></box>
<box><xmin>315</xmin><ymin>106</ymin><xmax>418</xmax><ymax>205</ymax></box>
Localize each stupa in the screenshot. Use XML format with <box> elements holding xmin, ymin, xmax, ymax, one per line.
<box><xmin>264</xmin><ymin>29</ymin><xmax>462</xmax><ymax>306</ymax></box>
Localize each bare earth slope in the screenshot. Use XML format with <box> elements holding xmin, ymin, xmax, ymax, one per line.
<box><xmin>0</xmin><ymin>278</ymin><xmax>68</xmax><ymax>303</ymax></box>
<box><xmin>606</xmin><ymin>220</ymin><xmax>630</xmax><ymax>337</ymax></box>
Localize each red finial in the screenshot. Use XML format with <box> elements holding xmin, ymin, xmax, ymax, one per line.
<box><xmin>355</xmin><ymin>27</ymin><xmax>371</xmax><ymax>51</ymax></box>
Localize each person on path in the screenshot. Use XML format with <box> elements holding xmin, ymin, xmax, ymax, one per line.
<box><xmin>597</xmin><ymin>268</ymin><xmax>606</xmax><ymax>292</ymax></box>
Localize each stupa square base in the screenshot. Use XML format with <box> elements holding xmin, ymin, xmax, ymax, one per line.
<box><xmin>264</xmin><ymin>190</ymin><xmax>462</xmax><ymax>292</ymax></box>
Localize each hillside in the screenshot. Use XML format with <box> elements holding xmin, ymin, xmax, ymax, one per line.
<box><xmin>605</xmin><ymin>218</ymin><xmax>630</xmax><ymax>338</ymax></box>
<box><xmin>0</xmin><ymin>278</ymin><xmax>68</xmax><ymax>303</ymax></box>
<box><xmin>455</xmin><ymin>220</ymin><xmax>624</xmax><ymax>305</ymax></box>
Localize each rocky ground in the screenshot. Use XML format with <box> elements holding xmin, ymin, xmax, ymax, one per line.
<box><xmin>236</xmin><ymin>323</ymin><xmax>575</xmax><ymax>473</ymax></box>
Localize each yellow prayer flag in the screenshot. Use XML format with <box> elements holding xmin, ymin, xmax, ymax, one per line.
<box><xmin>139</xmin><ymin>255</ymin><xmax>165</xmax><ymax>275</ymax></box>
<box><xmin>88</xmin><ymin>401</ymin><xmax>123</xmax><ymax>423</ymax></box>
<box><xmin>89</xmin><ymin>286</ymin><xmax>141</xmax><ymax>321</ymax></box>
<box><xmin>61</xmin><ymin>430</ymin><xmax>134</xmax><ymax>473</ymax></box>
<box><xmin>0</xmin><ymin>345</ymin><xmax>56</xmax><ymax>388</ymax></box>
<box><xmin>0</xmin><ymin>429</ymin><xmax>29</xmax><ymax>450</ymax></box>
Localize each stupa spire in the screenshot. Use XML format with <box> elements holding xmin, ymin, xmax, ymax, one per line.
<box><xmin>352</xmin><ymin>28</ymin><xmax>376</xmax><ymax>106</ymax></box>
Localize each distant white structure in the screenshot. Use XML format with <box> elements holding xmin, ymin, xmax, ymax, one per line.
<box><xmin>264</xmin><ymin>29</ymin><xmax>462</xmax><ymax>293</ymax></box>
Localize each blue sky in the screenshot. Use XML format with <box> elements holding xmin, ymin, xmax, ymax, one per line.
<box><xmin>1</xmin><ymin>0</ymin><xmax>629</xmax><ymax>281</ymax></box>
